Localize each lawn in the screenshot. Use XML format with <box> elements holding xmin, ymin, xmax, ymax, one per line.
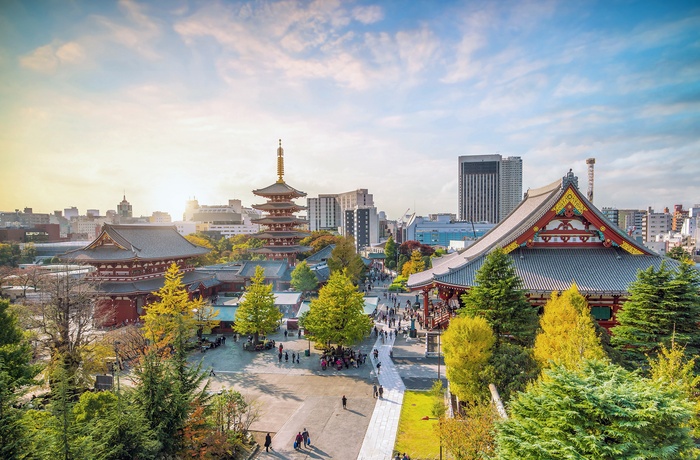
<box><xmin>394</xmin><ymin>390</ymin><xmax>440</xmax><ymax>459</ymax></box>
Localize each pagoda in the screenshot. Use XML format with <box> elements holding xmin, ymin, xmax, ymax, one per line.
<box><xmin>408</xmin><ymin>170</ymin><xmax>682</xmax><ymax>331</ymax></box>
<box><xmin>250</xmin><ymin>140</ymin><xmax>310</xmax><ymax>264</ymax></box>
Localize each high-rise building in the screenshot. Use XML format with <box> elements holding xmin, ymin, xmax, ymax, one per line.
<box><xmin>344</xmin><ymin>206</ymin><xmax>378</xmax><ymax>250</ymax></box>
<box><xmin>117</xmin><ymin>195</ymin><xmax>132</xmax><ymax>218</ymax></box>
<box><xmin>642</xmin><ymin>207</ymin><xmax>672</xmax><ymax>242</ymax></box>
<box><xmin>458</xmin><ymin>154</ymin><xmax>522</xmax><ymax>223</ymax></box>
<box><xmin>307</xmin><ymin>194</ymin><xmax>342</xmax><ymax>232</ymax></box>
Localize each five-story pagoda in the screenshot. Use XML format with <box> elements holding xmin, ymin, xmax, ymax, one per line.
<box><xmin>250</xmin><ymin>140</ymin><xmax>310</xmax><ymax>265</ymax></box>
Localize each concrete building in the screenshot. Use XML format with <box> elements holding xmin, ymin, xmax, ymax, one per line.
<box><xmin>64</xmin><ymin>207</ymin><xmax>79</xmax><ymax>220</ymax></box>
<box><xmin>458</xmin><ymin>154</ymin><xmax>522</xmax><ymax>223</ymax></box>
<box><xmin>307</xmin><ymin>194</ymin><xmax>342</xmax><ymax>232</ymax></box>
<box><xmin>183</xmin><ymin>199</ymin><xmax>261</xmax><ymax>238</ymax></box>
<box><xmin>601</xmin><ymin>207</ymin><xmax>619</xmax><ymax>227</ymax></box>
<box><xmin>150</xmin><ymin>211</ymin><xmax>172</xmax><ymax>223</ymax></box>
<box><xmin>344</xmin><ymin>206</ymin><xmax>379</xmax><ymax>250</ymax></box>
<box><xmin>642</xmin><ymin>207</ymin><xmax>672</xmax><ymax>243</ymax></box>
<box><xmin>117</xmin><ymin>196</ymin><xmax>132</xmax><ymax>218</ymax></box>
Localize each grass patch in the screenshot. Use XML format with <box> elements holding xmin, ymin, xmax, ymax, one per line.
<box><xmin>394</xmin><ymin>390</ymin><xmax>440</xmax><ymax>459</ymax></box>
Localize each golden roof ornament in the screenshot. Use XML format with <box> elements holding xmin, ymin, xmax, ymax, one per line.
<box><xmin>277</xmin><ymin>139</ymin><xmax>285</xmax><ymax>183</ymax></box>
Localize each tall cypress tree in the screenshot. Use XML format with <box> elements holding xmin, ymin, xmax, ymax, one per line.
<box><xmin>460</xmin><ymin>248</ymin><xmax>538</xmax><ymax>346</ymax></box>
<box><xmin>612</xmin><ymin>262</ymin><xmax>700</xmax><ymax>369</ymax></box>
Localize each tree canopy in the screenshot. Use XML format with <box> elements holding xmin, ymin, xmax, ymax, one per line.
<box><xmin>141</xmin><ymin>263</ymin><xmax>203</xmax><ymax>346</ymax></box>
<box><xmin>234</xmin><ymin>266</ymin><xmax>282</xmax><ymax>345</ymax></box>
<box><xmin>302</xmin><ymin>270</ymin><xmax>372</xmax><ymax>349</ymax></box>
<box><xmin>460</xmin><ymin>248</ymin><xmax>538</xmax><ymax>346</ymax></box>
<box><xmin>442</xmin><ymin>315</ymin><xmax>495</xmax><ymax>403</ymax></box>
<box><xmin>533</xmin><ymin>284</ymin><xmax>607</xmax><ymax>371</ymax></box>
<box><xmin>667</xmin><ymin>245</ymin><xmax>691</xmax><ymax>262</ymax></box>
<box><xmin>290</xmin><ymin>261</ymin><xmax>318</xmax><ymax>295</ymax></box>
<box><xmin>496</xmin><ymin>359</ymin><xmax>697</xmax><ymax>459</ymax></box>
<box><xmin>384</xmin><ymin>235</ymin><xmax>397</xmax><ymax>270</ymax></box>
<box><xmin>327</xmin><ymin>236</ymin><xmax>366</xmax><ymax>285</ymax></box>
<box><xmin>401</xmin><ymin>249</ymin><xmax>425</xmax><ymax>278</ymax></box>
<box><xmin>612</xmin><ymin>262</ymin><xmax>700</xmax><ymax>369</ymax></box>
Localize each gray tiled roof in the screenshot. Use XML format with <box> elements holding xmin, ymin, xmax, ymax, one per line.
<box><xmin>252</xmin><ymin>216</ymin><xmax>307</xmax><ymax>225</ymax></box>
<box><xmin>61</xmin><ymin>224</ymin><xmax>210</xmax><ymax>262</ymax></box>
<box><xmin>435</xmin><ymin>248</ymin><xmax>680</xmax><ymax>295</ymax></box>
<box><xmin>198</xmin><ymin>260</ymin><xmax>291</xmax><ymax>281</ymax></box>
<box><xmin>249</xmin><ymin>246</ymin><xmax>312</xmax><ymax>254</ymax></box>
<box><xmin>305</xmin><ymin>244</ymin><xmax>335</xmax><ymax>264</ymax></box>
<box><xmin>408</xmin><ymin>179</ymin><xmax>562</xmax><ymax>287</ymax></box>
<box><xmin>99</xmin><ymin>271</ymin><xmax>218</xmax><ymax>295</ymax></box>
<box><xmin>253</xmin><ymin>202</ymin><xmax>306</xmax><ymax>211</ymax></box>
<box><xmin>253</xmin><ymin>181</ymin><xmax>307</xmax><ymax>197</ymax></box>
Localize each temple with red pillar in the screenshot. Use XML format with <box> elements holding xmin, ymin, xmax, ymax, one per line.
<box><xmin>250</xmin><ymin>140</ymin><xmax>310</xmax><ymax>264</ymax></box>
<box><xmin>407</xmin><ymin>170</ymin><xmax>681</xmax><ymax>331</ymax></box>
<box><xmin>60</xmin><ymin>224</ymin><xmax>219</xmax><ymax>325</ymax></box>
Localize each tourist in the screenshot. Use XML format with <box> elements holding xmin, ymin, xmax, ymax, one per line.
<box><xmin>285</xmin><ymin>351</ymin><xmax>289</xmax><ymax>362</ymax></box>
<box><xmin>376</xmin><ymin>361</ymin><xmax>381</xmax><ymax>374</ymax></box>
<box><xmin>373</xmin><ymin>384</ymin><xmax>378</xmax><ymax>398</ymax></box>
<box><xmin>264</xmin><ymin>433</ymin><xmax>272</xmax><ymax>452</ymax></box>
<box><xmin>278</xmin><ymin>352</ymin><xmax>282</xmax><ymax>363</ymax></box>
<box><xmin>342</xmin><ymin>395</ymin><xmax>347</xmax><ymax>409</ymax></box>
<box><xmin>292</xmin><ymin>352</ymin><xmax>296</xmax><ymax>362</ymax></box>
<box><xmin>295</xmin><ymin>432</ymin><xmax>304</xmax><ymax>450</ymax></box>
<box><xmin>379</xmin><ymin>385</ymin><xmax>384</xmax><ymax>398</ymax></box>
<box><xmin>302</xmin><ymin>428</ymin><xmax>310</xmax><ymax>446</ymax></box>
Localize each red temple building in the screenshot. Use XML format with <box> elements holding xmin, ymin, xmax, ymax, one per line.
<box><xmin>60</xmin><ymin>224</ymin><xmax>219</xmax><ymax>325</ymax></box>
<box><xmin>250</xmin><ymin>140</ymin><xmax>310</xmax><ymax>264</ymax></box>
<box><xmin>408</xmin><ymin>171</ymin><xmax>682</xmax><ymax>331</ymax></box>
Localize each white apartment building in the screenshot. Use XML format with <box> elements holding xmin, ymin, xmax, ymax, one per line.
<box><xmin>183</xmin><ymin>199</ymin><xmax>261</xmax><ymax>238</ymax></box>
<box><xmin>642</xmin><ymin>207</ymin><xmax>672</xmax><ymax>243</ymax></box>
<box><xmin>307</xmin><ymin>194</ymin><xmax>342</xmax><ymax>232</ymax></box>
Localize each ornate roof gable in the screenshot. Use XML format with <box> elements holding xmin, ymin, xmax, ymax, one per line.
<box><xmin>502</xmin><ymin>182</ymin><xmax>652</xmax><ymax>256</ymax></box>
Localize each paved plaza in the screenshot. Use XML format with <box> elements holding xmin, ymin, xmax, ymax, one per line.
<box><xmin>190</xmin><ymin>289</ymin><xmax>443</xmax><ymax>460</ymax></box>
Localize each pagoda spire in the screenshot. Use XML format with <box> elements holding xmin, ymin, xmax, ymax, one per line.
<box><xmin>277</xmin><ymin>139</ymin><xmax>285</xmax><ymax>183</ymax></box>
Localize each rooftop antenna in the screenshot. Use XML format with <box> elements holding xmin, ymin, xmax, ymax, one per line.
<box><xmin>586</xmin><ymin>158</ymin><xmax>595</xmax><ymax>202</ymax></box>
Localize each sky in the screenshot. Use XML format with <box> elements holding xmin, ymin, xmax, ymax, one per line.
<box><xmin>1</xmin><ymin>0</ymin><xmax>698</xmax><ymax>221</ymax></box>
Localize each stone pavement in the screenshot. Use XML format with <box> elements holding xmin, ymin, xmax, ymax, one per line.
<box><xmin>183</xmin><ymin>283</ymin><xmax>441</xmax><ymax>460</ymax></box>
<box><xmin>357</xmin><ymin>332</ymin><xmax>405</xmax><ymax>460</ymax></box>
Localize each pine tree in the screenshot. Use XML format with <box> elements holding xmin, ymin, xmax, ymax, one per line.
<box><xmin>496</xmin><ymin>360</ymin><xmax>696</xmax><ymax>459</ymax></box>
<box><xmin>303</xmin><ymin>270</ymin><xmax>373</xmax><ymax>350</ymax></box>
<box><xmin>533</xmin><ymin>284</ymin><xmax>607</xmax><ymax>371</ymax></box>
<box><xmin>234</xmin><ymin>266</ymin><xmax>282</xmax><ymax>345</ymax></box>
<box><xmin>290</xmin><ymin>261</ymin><xmax>318</xmax><ymax>296</ymax></box>
<box><xmin>460</xmin><ymin>248</ymin><xmax>538</xmax><ymax>346</ymax></box>
<box><xmin>612</xmin><ymin>262</ymin><xmax>700</xmax><ymax>369</ymax></box>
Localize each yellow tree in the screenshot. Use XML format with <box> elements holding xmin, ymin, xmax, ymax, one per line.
<box><xmin>234</xmin><ymin>266</ymin><xmax>281</xmax><ymax>345</ymax></box>
<box><xmin>442</xmin><ymin>316</ymin><xmax>495</xmax><ymax>403</ymax></box>
<box><xmin>401</xmin><ymin>249</ymin><xmax>425</xmax><ymax>277</ymax></box>
<box><xmin>533</xmin><ymin>283</ymin><xmax>606</xmax><ymax>371</ymax></box>
<box><xmin>142</xmin><ymin>263</ymin><xmax>203</xmax><ymax>346</ymax></box>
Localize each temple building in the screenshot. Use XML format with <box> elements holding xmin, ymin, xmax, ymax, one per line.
<box><xmin>408</xmin><ymin>171</ymin><xmax>681</xmax><ymax>331</ymax></box>
<box><xmin>250</xmin><ymin>140</ymin><xmax>310</xmax><ymax>264</ymax></box>
<box><xmin>60</xmin><ymin>224</ymin><xmax>219</xmax><ymax>325</ymax></box>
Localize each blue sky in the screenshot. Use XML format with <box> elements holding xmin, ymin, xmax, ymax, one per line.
<box><xmin>1</xmin><ymin>0</ymin><xmax>698</xmax><ymax>220</ymax></box>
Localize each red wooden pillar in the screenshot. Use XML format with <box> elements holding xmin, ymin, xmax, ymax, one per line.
<box><xmin>423</xmin><ymin>287</ymin><xmax>430</xmax><ymax>329</ymax></box>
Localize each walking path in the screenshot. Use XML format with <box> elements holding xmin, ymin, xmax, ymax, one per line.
<box><xmin>358</xmin><ymin>329</ymin><xmax>405</xmax><ymax>460</ymax></box>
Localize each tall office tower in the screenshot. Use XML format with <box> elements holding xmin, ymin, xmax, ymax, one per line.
<box><xmin>458</xmin><ymin>155</ymin><xmax>522</xmax><ymax>223</ymax></box>
<box><xmin>344</xmin><ymin>206</ymin><xmax>379</xmax><ymax>250</ymax></box>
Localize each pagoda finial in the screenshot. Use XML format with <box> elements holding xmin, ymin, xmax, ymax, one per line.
<box><xmin>276</xmin><ymin>139</ymin><xmax>285</xmax><ymax>183</ymax></box>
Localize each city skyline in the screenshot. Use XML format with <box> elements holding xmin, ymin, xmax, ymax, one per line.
<box><xmin>1</xmin><ymin>1</ymin><xmax>698</xmax><ymax>220</ymax></box>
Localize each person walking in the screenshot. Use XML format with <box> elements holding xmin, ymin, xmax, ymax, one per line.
<box><xmin>264</xmin><ymin>433</ymin><xmax>272</xmax><ymax>452</ymax></box>
<box><xmin>294</xmin><ymin>432</ymin><xmax>303</xmax><ymax>450</ymax></box>
<box><xmin>376</xmin><ymin>361</ymin><xmax>381</xmax><ymax>375</ymax></box>
<box><xmin>373</xmin><ymin>384</ymin><xmax>378</xmax><ymax>398</ymax></box>
<box><xmin>285</xmin><ymin>351</ymin><xmax>289</xmax><ymax>362</ymax></box>
<box><xmin>278</xmin><ymin>351</ymin><xmax>283</xmax><ymax>363</ymax></box>
<box><xmin>302</xmin><ymin>428</ymin><xmax>310</xmax><ymax>446</ymax></box>
<box><xmin>292</xmin><ymin>352</ymin><xmax>296</xmax><ymax>362</ymax></box>
<box><xmin>378</xmin><ymin>385</ymin><xmax>384</xmax><ymax>399</ymax></box>
<box><xmin>342</xmin><ymin>395</ymin><xmax>347</xmax><ymax>409</ymax></box>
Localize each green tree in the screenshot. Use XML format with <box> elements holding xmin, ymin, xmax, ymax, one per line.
<box><xmin>496</xmin><ymin>360</ymin><xmax>696</xmax><ymax>459</ymax></box>
<box><xmin>299</xmin><ymin>231</ymin><xmax>341</xmax><ymax>258</ymax></box>
<box><xmin>484</xmin><ymin>342</ymin><xmax>539</xmax><ymax>403</ymax></box>
<box><xmin>184</xmin><ymin>233</ymin><xmax>218</xmax><ymax>266</ymax></box>
<box><xmin>667</xmin><ymin>245</ymin><xmax>691</xmax><ymax>262</ymax></box>
<box><xmin>303</xmin><ymin>271</ymin><xmax>373</xmax><ymax>350</ymax></box>
<box><xmin>141</xmin><ymin>263</ymin><xmax>202</xmax><ymax>346</ymax></box>
<box><xmin>648</xmin><ymin>341</ymin><xmax>700</xmax><ymax>440</ymax></box>
<box><xmin>0</xmin><ymin>299</ymin><xmax>42</xmax><ymax>460</ymax></box>
<box><xmin>327</xmin><ymin>236</ymin><xmax>366</xmax><ymax>284</ymax></box>
<box><xmin>234</xmin><ymin>266</ymin><xmax>282</xmax><ymax>345</ymax></box>
<box><xmin>612</xmin><ymin>262</ymin><xmax>700</xmax><ymax>369</ymax></box>
<box><xmin>290</xmin><ymin>261</ymin><xmax>318</xmax><ymax>296</ymax></box>
<box><xmin>533</xmin><ymin>284</ymin><xmax>607</xmax><ymax>371</ymax></box>
<box><xmin>0</xmin><ymin>243</ymin><xmax>21</xmax><ymax>267</ymax></box>
<box><xmin>442</xmin><ymin>316</ymin><xmax>495</xmax><ymax>403</ymax></box>
<box><xmin>460</xmin><ymin>248</ymin><xmax>538</xmax><ymax>346</ymax></box>
<box><xmin>384</xmin><ymin>235</ymin><xmax>397</xmax><ymax>270</ymax></box>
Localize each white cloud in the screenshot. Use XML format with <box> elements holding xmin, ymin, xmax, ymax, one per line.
<box><xmin>19</xmin><ymin>41</ymin><xmax>85</xmax><ymax>73</ymax></box>
<box><xmin>352</xmin><ymin>5</ymin><xmax>383</xmax><ymax>25</ymax></box>
<box><xmin>553</xmin><ymin>75</ymin><xmax>601</xmax><ymax>97</ymax></box>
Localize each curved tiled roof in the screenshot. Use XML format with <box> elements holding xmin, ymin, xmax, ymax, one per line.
<box><xmin>408</xmin><ymin>179</ymin><xmax>562</xmax><ymax>287</ymax></box>
<box><xmin>61</xmin><ymin>224</ymin><xmax>210</xmax><ymax>262</ymax></box>
<box><xmin>253</xmin><ymin>181</ymin><xmax>306</xmax><ymax>198</ymax></box>
<box><xmin>99</xmin><ymin>271</ymin><xmax>218</xmax><ymax>295</ymax></box>
<box><xmin>252</xmin><ymin>216</ymin><xmax>307</xmax><ymax>225</ymax></box>
<box><xmin>252</xmin><ymin>202</ymin><xmax>306</xmax><ymax>211</ymax></box>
